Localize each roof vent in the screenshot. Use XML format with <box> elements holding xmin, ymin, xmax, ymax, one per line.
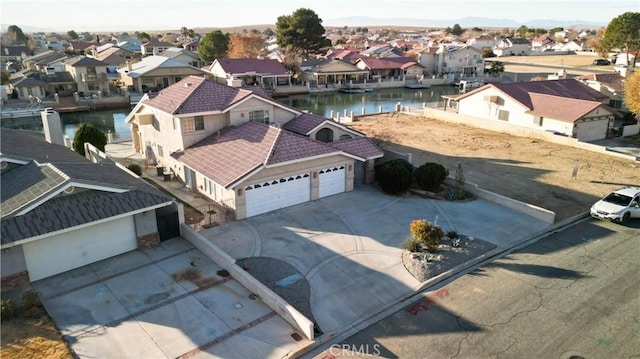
<box><xmin>184</xmin><ymin>82</ymin><xmax>190</xmax><ymax>87</ymax></box>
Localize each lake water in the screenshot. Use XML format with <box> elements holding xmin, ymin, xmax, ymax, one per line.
<box><xmin>1</xmin><ymin>86</ymin><xmax>458</xmax><ymax>140</ymax></box>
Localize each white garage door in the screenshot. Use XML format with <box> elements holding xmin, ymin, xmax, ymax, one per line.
<box><xmin>245</xmin><ymin>173</ymin><xmax>310</xmax><ymax>217</ymax></box>
<box><xmin>576</xmin><ymin>120</ymin><xmax>608</xmax><ymax>142</ymax></box>
<box><xmin>23</xmin><ymin>216</ymin><xmax>137</xmax><ymax>281</ymax></box>
<box><xmin>319</xmin><ymin>165</ymin><xmax>346</xmax><ymax>198</ymax></box>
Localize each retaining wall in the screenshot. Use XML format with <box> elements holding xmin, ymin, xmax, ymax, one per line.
<box><xmin>416</xmin><ymin>108</ymin><xmax>639</xmax><ymax>162</ymax></box>
<box><xmin>181</xmin><ymin>224</ymin><xmax>315</xmax><ymax>340</ymax></box>
<box><xmin>445</xmin><ymin>178</ymin><xmax>556</xmax><ymax>224</ymax></box>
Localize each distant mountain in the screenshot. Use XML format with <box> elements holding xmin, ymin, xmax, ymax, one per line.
<box><xmin>0</xmin><ymin>23</ymin><xmax>56</xmax><ymax>33</ymax></box>
<box><xmin>325</xmin><ymin>16</ymin><xmax>605</xmax><ymax>29</ymax></box>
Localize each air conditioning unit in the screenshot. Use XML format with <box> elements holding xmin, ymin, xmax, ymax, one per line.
<box><xmin>484</xmin><ymin>95</ymin><xmax>498</xmax><ymax>103</ymax></box>
<box><xmin>136</xmin><ymin>113</ymin><xmax>153</xmax><ymax>125</ymax></box>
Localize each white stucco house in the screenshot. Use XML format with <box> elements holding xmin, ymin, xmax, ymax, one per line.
<box><xmin>126</xmin><ymin>76</ymin><xmax>383</xmax><ymax>219</ymax></box>
<box><xmin>493</xmin><ymin>37</ymin><xmax>531</xmax><ymax>56</ymax></box>
<box><xmin>444</xmin><ymin>79</ymin><xmax>618</xmax><ymax>141</ymax></box>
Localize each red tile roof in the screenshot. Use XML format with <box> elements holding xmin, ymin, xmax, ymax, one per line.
<box><xmin>527</xmin><ymin>93</ymin><xmax>606</xmax><ymax>122</ymax></box>
<box><xmin>283</xmin><ymin>112</ymin><xmax>328</xmax><ymax>134</ymax></box>
<box><xmin>212</xmin><ymin>58</ymin><xmax>289</xmax><ymax>75</ymax></box>
<box><xmin>329</xmin><ymin>137</ymin><xmax>384</xmax><ymax>159</ymax></box>
<box><xmin>172</xmin><ymin>122</ymin><xmax>343</xmax><ymax>188</ymax></box>
<box><xmin>489</xmin><ymin>79</ymin><xmax>608</xmax><ymax>110</ymax></box>
<box><xmin>283</xmin><ymin>113</ymin><xmax>365</xmax><ymax>138</ymax></box>
<box><xmin>143</xmin><ymin>76</ymin><xmax>272</xmax><ymax>115</ymax></box>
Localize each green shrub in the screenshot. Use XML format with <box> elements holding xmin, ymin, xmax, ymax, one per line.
<box><xmin>1</xmin><ymin>299</ymin><xmax>16</xmax><ymax>319</ymax></box>
<box><xmin>414</xmin><ymin>162</ymin><xmax>449</xmax><ymax>191</ymax></box>
<box><xmin>403</xmin><ymin>236</ymin><xmax>422</xmax><ymax>252</ymax></box>
<box><xmin>409</xmin><ymin>219</ymin><xmax>444</xmax><ymax>252</ymax></box>
<box><xmin>73</xmin><ymin>123</ymin><xmax>107</xmax><ymax>156</ymax></box>
<box><xmin>375</xmin><ymin>159</ymin><xmax>413</xmax><ymax>194</ymax></box>
<box><xmin>127</xmin><ymin>163</ymin><xmax>142</xmax><ymax>176</ymax></box>
<box><xmin>21</xmin><ymin>290</ymin><xmax>41</xmax><ymax>310</ymax></box>
<box><xmin>445</xmin><ymin>230</ymin><xmax>459</xmax><ymax>239</ymax></box>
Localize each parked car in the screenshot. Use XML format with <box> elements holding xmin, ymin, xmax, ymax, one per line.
<box><xmin>593</xmin><ymin>59</ymin><xmax>611</xmax><ymax>66</ymax></box>
<box><xmin>590</xmin><ymin>187</ymin><xmax>640</xmax><ymax>224</ymax></box>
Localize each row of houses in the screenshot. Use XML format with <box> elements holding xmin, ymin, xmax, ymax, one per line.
<box><xmin>0</xmin><ymin>73</ymin><xmax>384</xmax><ymax>287</ymax></box>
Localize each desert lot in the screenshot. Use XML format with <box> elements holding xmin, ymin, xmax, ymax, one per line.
<box><xmin>349</xmin><ymin>113</ymin><xmax>639</xmax><ymax>221</ymax></box>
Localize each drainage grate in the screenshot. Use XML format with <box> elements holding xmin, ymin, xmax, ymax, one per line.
<box><xmin>290</xmin><ymin>332</ymin><xmax>303</xmax><ymax>341</ymax></box>
<box><xmin>216</xmin><ymin>269</ymin><xmax>230</xmax><ymax>277</ymax></box>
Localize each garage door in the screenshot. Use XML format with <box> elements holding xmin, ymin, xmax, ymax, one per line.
<box><xmin>319</xmin><ymin>165</ymin><xmax>346</xmax><ymax>198</ymax></box>
<box><xmin>23</xmin><ymin>216</ymin><xmax>137</xmax><ymax>281</ymax></box>
<box><xmin>576</xmin><ymin>120</ymin><xmax>608</xmax><ymax>142</ymax></box>
<box><xmin>245</xmin><ymin>173</ymin><xmax>310</xmax><ymax>217</ymax></box>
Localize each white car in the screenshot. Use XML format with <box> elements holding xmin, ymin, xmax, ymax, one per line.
<box><xmin>590</xmin><ymin>187</ymin><xmax>640</xmax><ymax>224</ymax></box>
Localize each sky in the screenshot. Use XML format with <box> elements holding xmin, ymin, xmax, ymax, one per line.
<box><xmin>1</xmin><ymin>0</ymin><xmax>638</xmax><ymax>32</ymax></box>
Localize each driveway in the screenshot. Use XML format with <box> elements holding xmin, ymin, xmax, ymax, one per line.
<box><xmin>200</xmin><ymin>186</ymin><xmax>549</xmax><ymax>334</ymax></box>
<box><xmin>33</xmin><ymin>238</ymin><xmax>306</xmax><ymax>358</ymax></box>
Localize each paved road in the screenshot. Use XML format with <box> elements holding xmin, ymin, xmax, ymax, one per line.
<box><xmin>312</xmin><ymin>218</ymin><xmax>640</xmax><ymax>359</ymax></box>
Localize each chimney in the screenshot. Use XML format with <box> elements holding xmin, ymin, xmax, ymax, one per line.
<box><xmin>126</xmin><ymin>60</ymin><xmax>132</xmax><ymax>72</ymax></box>
<box><xmin>41</xmin><ymin>108</ymin><xmax>65</xmax><ymax>146</ymax></box>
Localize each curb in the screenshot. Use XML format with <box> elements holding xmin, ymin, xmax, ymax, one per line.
<box><xmin>293</xmin><ymin>213</ymin><xmax>591</xmax><ymax>359</ymax></box>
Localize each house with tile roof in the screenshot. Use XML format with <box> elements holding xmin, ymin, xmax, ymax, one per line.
<box><xmin>161</xmin><ymin>47</ymin><xmax>203</xmax><ymax>68</ymax></box>
<box><xmin>62</xmin><ymin>55</ymin><xmax>110</xmax><ymax>96</ymax></box>
<box><xmin>118</xmin><ymin>55</ymin><xmax>209</xmax><ymax>92</ymax></box>
<box><xmin>1</xmin><ymin>127</ymin><xmax>178</xmax><ymax>288</ymax></box>
<box><xmin>467</xmin><ymin>35</ymin><xmax>496</xmax><ymax>50</ymax></box>
<box><xmin>354</xmin><ymin>57</ymin><xmax>424</xmax><ymax>81</ymax></box>
<box><xmin>447</xmin><ymin>79</ymin><xmax>617</xmax><ymax>141</ymax></box>
<box><xmin>299</xmin><ymin>59</ymin><xmax>369</xmax><ymax>87</ymax></box>
<box><xmin>126</xmin><ymin>76</ymin><xmax>382</xmax><ymax>219</ymax></box>
<box><xmin>575</xmin><ymin>73</ymin><xmax>628</xmax><ymax>112</ymax></box>
<box><xmin>493</xmin><ymin>37</ymin><xmax>531</xmax><ymax>57</ymax></box>
<box><xmin>205</xmin><ymin>58</ymin><xmax>291</xmax><ymax>90</ymax></box>
<box><xmin>141</xmin><ymin>39</ymin><xmax>175</xmax><ymax>56</ymax></box>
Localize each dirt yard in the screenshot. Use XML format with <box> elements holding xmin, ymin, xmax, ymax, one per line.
<box><xmin>349</xmin><ymin>113</ymin><xmax>640</xmax><ymax>221</ymax></box>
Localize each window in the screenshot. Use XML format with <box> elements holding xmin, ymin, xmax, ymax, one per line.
<box><xmin>183</xmin><ymin>116</ymin><xmax>205</xmax><ymax>132</ymax></box>
<box><xmin>533</xmin><ymin>116</ymin><xmax>543</xmax><ymax>126</ymax></box>
<box><xmin>498</xmin><ymin>109</ymin><xmax>509</xmax><ymax>121</ymax></box>
<box><xmin>249</xmin><ymin>110</ymin><xmax>269</xmax><ymax>124</ymax></box>
<box><xmin>157</xmin><ymin>144</ymin><xmax>164</xmax><ymax>157</ymax></box>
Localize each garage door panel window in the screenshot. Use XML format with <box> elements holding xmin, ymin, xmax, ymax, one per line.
<box><xmin>319</xmin><ymin>165</ymin><xmax>346</xmax><ymax>198</ymax></box>
<box><xmin>245</xmin><ymin>173</ymin><xmax>310</xmax><ymax>217</ymax></box>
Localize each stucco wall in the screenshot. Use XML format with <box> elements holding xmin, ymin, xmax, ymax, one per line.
<box><xmin>180</xmin><ymin>114</ymin><xmax>227</xmax><ymax>149</ymax></box>
<box><xmin>133</xmin><ymin>210</ymin><xmax>159</xmax><ymax>237</ymax></box>
<box><xmin>0</xmin><ymin>245</ymin><xmax>28</xmax><ymax>277</ymax></box>
<box><xmin>228</xmin><ymin>97</ymin><xmax>276</xmax><ymax>127</ymax></box>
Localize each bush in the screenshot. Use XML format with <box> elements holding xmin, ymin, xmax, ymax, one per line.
<box><xmin>403</xmin><ymin>236</ymin><xmax>421</xmax><ymax>252</ymax></box>
<box><xmin>445</xmin><ymin>230</ymin><xmax>459</xmax><ymax>239</ymax></box>
<box><xmin>414</xmin><ymin>162</ymin><xmax>449</xmax><ymax>191</ymax></box>
<box><xmin>21</xmin><ymin>290</ymin><xmax>41</xmax><ymax>310</ymax></box>
<box><xmin>127</xmin><ymin>163</ymin><xmax>142</xmax><ymax>176</ymax></box>
<box><xmin>375</xmin><ymin>159</ymin><xmax>413</xmax><ymax>194</ymax></box>
<box><xmin>73</xmin><ymin>123</ymin><xmax>107</xmax><ymax>156</ymax></box>
<box><xmin>409</xmin><ymin>219</ymin><xmax>444</xmax><ymax>252</ymax></box>
<box><xmin>1</xmin><ymin>299</ymin><xmax>16</xmax><ymax>319</ymax></box>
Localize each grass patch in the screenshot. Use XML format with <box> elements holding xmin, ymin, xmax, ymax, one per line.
<box><xmin>1</xmin><ymin>293</ymin><xmax>72</xmax><ymax>359</ymax></box>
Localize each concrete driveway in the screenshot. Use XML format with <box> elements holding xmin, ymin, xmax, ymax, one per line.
<box><xmin>33</xmin><ymin>238</ymin><xmax>307</xmax><ymax>358</ymax></box>
<box><xmin>200</xmin><ymin>186</ymin><xmax>549</xmax><ymax>334</ymax></box>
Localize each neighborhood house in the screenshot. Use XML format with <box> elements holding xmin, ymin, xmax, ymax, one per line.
<box><xmin>126</xmin><ymin>76</ymin><xmax>383</xmax><ymax>219</ymax></box>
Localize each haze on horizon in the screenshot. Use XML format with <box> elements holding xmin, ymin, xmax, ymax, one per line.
<box><xmin>1</xmin><ymin>0</ymin><xmax>637</xmax><ymax>32</ymax></box>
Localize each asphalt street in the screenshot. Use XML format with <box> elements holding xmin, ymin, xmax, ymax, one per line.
<box><xmin>313</xmin><ymin>218</ymin><xmax>640</xmax><ymax>359</ymax></box>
